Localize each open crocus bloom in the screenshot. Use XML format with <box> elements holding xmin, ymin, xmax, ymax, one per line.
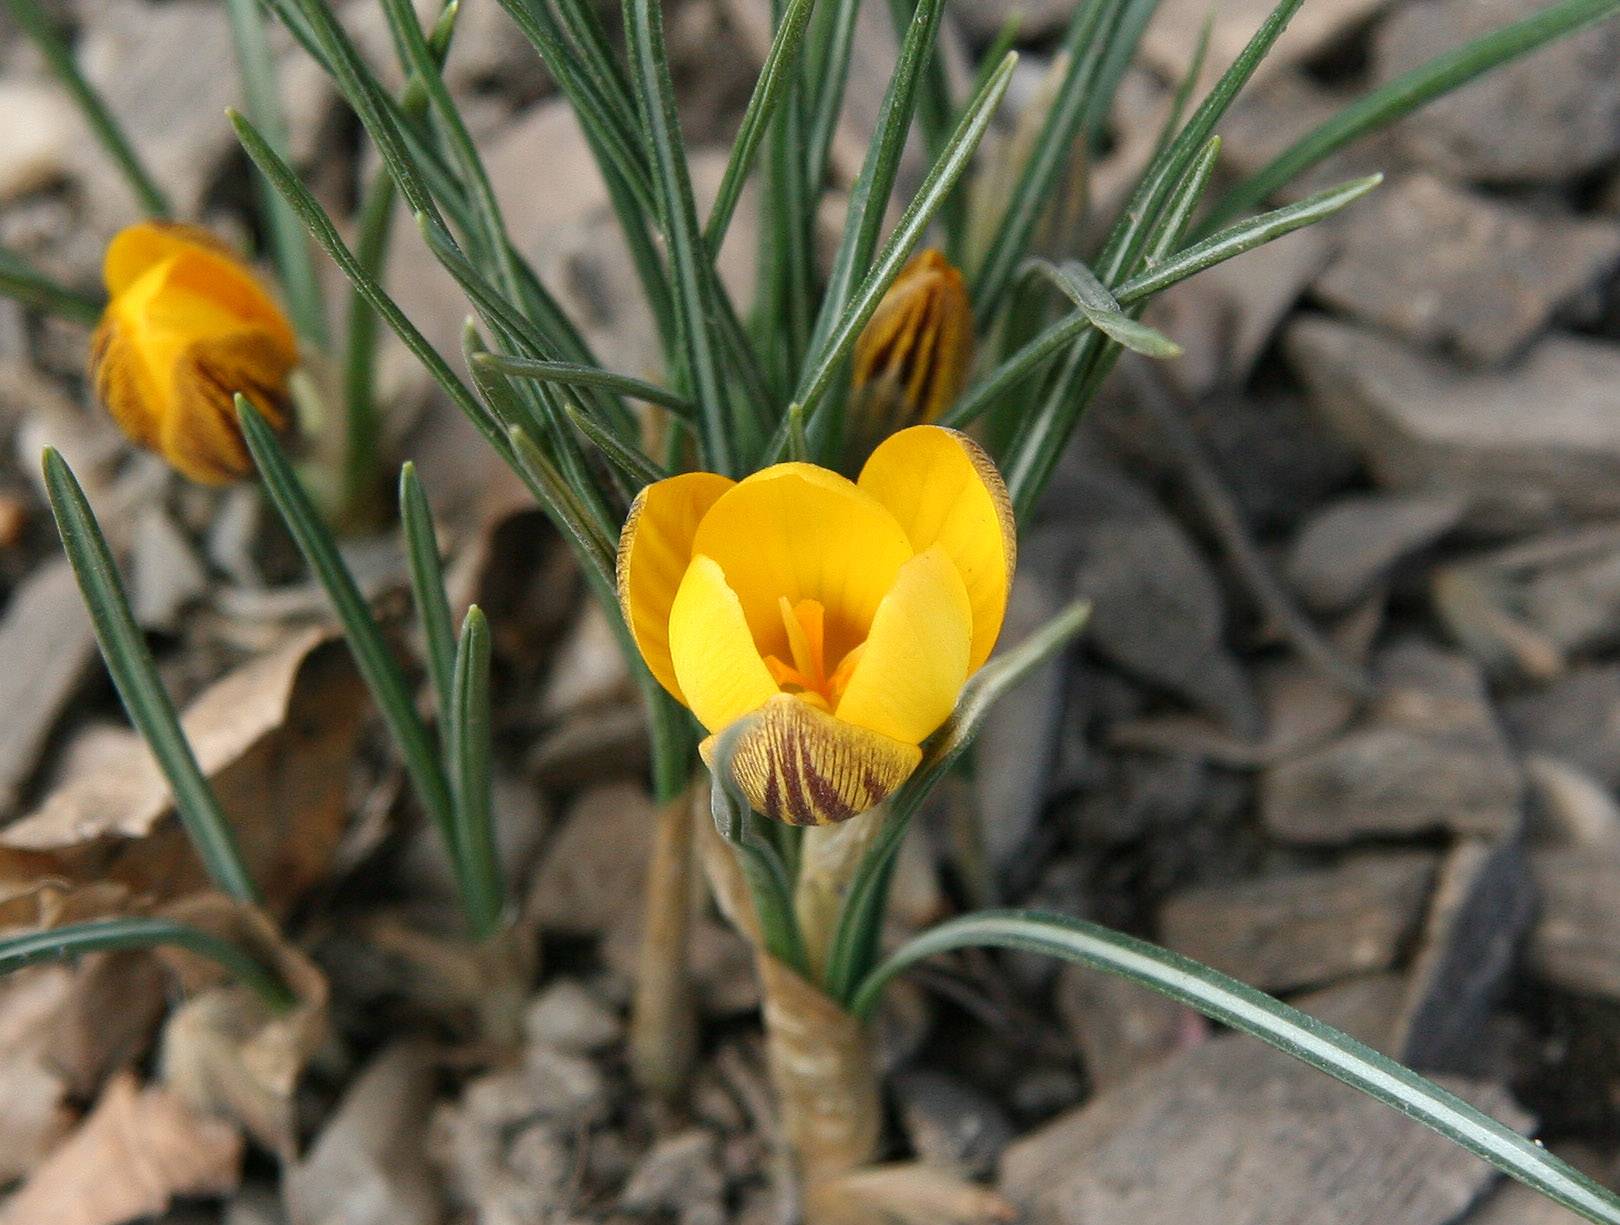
<box><xmin>619</xmin><ymin>425</ymin><xmax>1015</xmax><ymax>826</ymax></box>
<box><xmin>90</xmin><ymin>221</ymin><xmax>296</xmax><ymax>484</ymax></box>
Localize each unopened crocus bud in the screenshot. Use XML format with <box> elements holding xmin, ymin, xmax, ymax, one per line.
<box><xmin>89</xmin><ymin>221</ymin><xmax>296</xmax><ymax>484</ymax></box>
<box><xmin>848</xmin><ymin>248</ymin><xmax>972</xmax><ymax>460</ymax></box>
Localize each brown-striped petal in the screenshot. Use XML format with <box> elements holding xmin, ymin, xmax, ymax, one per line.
<box><xmin>702</xmin><ymin>693</ymin><xmax>921</xmax><ymax>827</ymax></box>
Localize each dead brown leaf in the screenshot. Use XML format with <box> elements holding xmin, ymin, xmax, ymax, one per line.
<box><xmin>155</xmin><ymin>895</ymin><xmax>329</xmax><ymax>1160</ymax></box>
<box><xmin>0</xmin><ymin>629</ymin><xmax>366</xmax><ymax>914</ymax></box>
<box><xmin>0</xmin><ymin>1071</ymin><xmax>242</xmax><ymax>1225</ymax></box>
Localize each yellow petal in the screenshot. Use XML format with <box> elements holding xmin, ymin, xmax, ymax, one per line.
<box><xmin>834</xmin><ymin>546</ymin><xmax>972</xmax><ymax>745</ymax></box>
<box><xmin>616</xmin><ymin>472</ymin><xmax>735</xmax><ymax>703</ymax></box>
<box><xmin>103</xmin><ymin>221</ymin><xmax>238</xmax><ymax>296</ymax></box>
<box><xmin>858</xmin><ymin>425</ymin><xmax>1015</xmax><ymax>670</ymax></box>
<box><xmin>692</xmin><ymin>463</ymin><xmax>914</xmax><ymax>667</ymax></box>
<box><xmin>88</xmin><ymin>314</ymin><xmax>161</xmax><ymax>451</ymax></box>
<box><xmin>669</xmin><ymin>554</ymin><xmax>782</xmax><ymax>733</ymax></box>
<box><xmin>105</xmin><ymin>223</ymin><xmax>294</xmax><ymax>352</ymax></box>
<box><xmin>702</xmin><ymin>693</ymin><xmax>922</xmax><ymax>826</ymax></box>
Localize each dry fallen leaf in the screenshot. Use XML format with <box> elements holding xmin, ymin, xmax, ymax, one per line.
<box><xmin>0</xmin><ymin>968</ymin><xmax>79</xmax><ymax>1184</ymax></box>
<box><xmin>0</xmin><ymin>629</ymin><xmax>366</xmax><ymax>914</ymax></box>
<box><xmin>0</xmin><ymin>1071</ymin><xmax>243</xmax><ymax>1225</ymax></box>
<box><xmin>156</xmin><ymin>895</ymin><xmax>330</xmax><ymax>1160</ymax></box>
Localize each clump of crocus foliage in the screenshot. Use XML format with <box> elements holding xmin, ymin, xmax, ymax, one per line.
<box><xmin>5</xmin><ymin>0</ymin><xmax>1620</xmax><ymax>1220</ymax></box>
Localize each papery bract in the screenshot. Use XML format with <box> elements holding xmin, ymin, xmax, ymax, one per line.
<box><xmin>619</xmin><ymin>425</ymin><xmax>1014</xmax><ymax>826</ymax></box>
<box><xmin>90</xmin><ymin>222</ymin><xmax>296</xmax><ymax>484</ymax></box>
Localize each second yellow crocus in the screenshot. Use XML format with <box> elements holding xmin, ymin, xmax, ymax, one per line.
<box><xmin>618</xmin><ymin>425</ymin><xmax>1015</xmax><ymax>826</ymax></box>
<box><xmin>89</xmin><ymin>221</ymin><xmax>296</xmax><ymax>484</ymax></box>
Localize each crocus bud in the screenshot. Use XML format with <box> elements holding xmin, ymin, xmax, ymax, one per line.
<box><xmin>89</xmin><ymin>222</ymin><xmax>296</xmax><ymax>484</ymax></box>
<box><xmin>848</xmin><ymin>249</ymin><xmax>972</xmax><ymax>460</ymax></box>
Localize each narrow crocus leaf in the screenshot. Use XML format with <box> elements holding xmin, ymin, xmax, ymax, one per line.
<box><xmin>0</xmin><ymin>245</ymin><xmax>103</xmax><ymax>325</ymax></box>
<box><xmin>706</xmin><ymin>0</ymin><xmax>818</xmax><ymax>250</ymax></box>
<box><xmin>942</xmin><ymin>169</ymin><xmax>1376</xmax><ymax>432</ymax></box>
<box><xmin>475</xmin><ymin>353</ymin><xmax>695</xmax><ymax>418</ymax></box>
<box><xmin>1029</xmin><ymin>259</ymin><xmax>1183</xmax><ymax>357</ymax></box>
<box><xmin>285</xmin><ymin>0</ymin><xmax>444</xmax><ymax>227</ymax></box>
<box><xmin>805</xmin><ymin>0</ymin><xmax>948</xmax><ymax>365</ymax></box>
<box><xmin>230</xmin><ymin>111</ymin><xmax>505</xmax><ymax>462</ymax></box>
<box><xmin>790</xmin><ymin>51</ymin><xmax>1017</xmax><ymax>448</ymax></box>
<box><xmin>44</xmin><ymin>449</ymin><xmax>259</xmax><ymax>904</ymax></box>
<box><xmin>237</xmin><ymin>399</ymin><xmax>463</xmax><ymax>902</ymax></box>
<box><xmin>707</xmin><ymin>719</ymin><xmax>810</xmax><ymax>975</ymax></box>
<box><xmin>224</xmin><ymin>0</ymin><xmax>328</xmax><ymax>349</ymax></box>
<box><xmin>490</xmin><ymin>0</ymin><xmax>655</xmax><ymax>213</ymax></box>
<box><xmin>0</xmin><ymin>917</ymin><xmax>295</xmax><ymax>1012</ymax></box>
<box><xmin>1204</xmin><ymin>0</ymin><xmax>1620</xmax><ymax>232</ymax></box>
<box><xmin>2</xmin><ymin>0</ymin><xmax>170</xmax><ymax>217</ymax></box>
<box><xmin>972</xmin><ymin>0</ymin><xmax>1118</xmax><ymax>314</ymax></box>
<box><xmin>399</xmin><ymin>462</ymin><xmax>456</xmax><ymax>728</ymax></box>
<box><xmin>507</xmin><ymin>425</ymin><xmax>617</xmax><ymax>592</ymax></box>
<box><xmin>802</xmin><ymin>0</ymin><xmax>861</xmax><ymax>192</ymax></box>
<box><xmin>564</xmin><ymin>404</ymin><xmax>669</xmax><ymax>487</ymax></box>
<box><xmin>852</xmin><ymin>910</ymin><xmax>1620</xmax><ymax>1225</ymax></box>
<box><xmin>625</xmin><ymin>0</ymin><xmax>732</xmax><ymax>474</ymax></box>
<box><xmin>449</xmin><ymin>607</ymin><xmax>503</xmax><ymax>939</ymax></box>
<box><xmin>1127</xmin><ymin>173</ymin><xmax>1383</xmax><ymax>301</ymax></box>
<box><xmin>1095</xmin><ymin>0</ymin><xmax>1306</xmax><ymax>286</ymax></box>
<box><xmin>822</xmin><ymin>601</ymin><xmax>1091</xmax><ymax>1002</ymax></box>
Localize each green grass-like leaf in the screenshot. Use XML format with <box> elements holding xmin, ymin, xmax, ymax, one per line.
<box><xmin>449</xmin><ymin>607</ymin><xmax>503</xmax><ymax>940</ymax></box>
<box><xmin>1028</xmin><ymin>259</ymin><xmax>1183</xmax><ymax>357</ymax></box>
<box><xmin>1204</xmin><ymin>0</ymin><xmax>1620</xmax><ymax>232</ymax></box>
<box><xmin>943</xmin><ymin>170</ymin><xmax>1378</xmax><ymax>432</ymax></box>
<box><xmin>972</xmin><ymin>0</ymin><xmax>1119</xmax><ymax>315</ymax></box>
<box><xmin>706</xmin><ymin>0</ymin><xmax>818</xmax><ymax>251</ymax></box>
<box><xmin>790</xmin><ymin>50</ymin><xmax>1018</xmax><ymax>451</ymax></box>
<box><xmin>804</xmin><ymin>0</ymin><xmax>948</xmax><ymax>367</ymax></box>
<box><xmin>626</xmin><ymin>0</ymin><xmax>735</xmax><ymax>473</ymax></box>
<box><xmin>224</xmin><ymin>0</ymin><xmax>328</xmax><ymax>348</ymax></box>
<box><xmin>0</xmin><ymin>245</ymin><xmax>103</xmax><ymax>325</ymax></box>
<box><xmin>3</xmin><ymin>0</ymin><xmax>170</xmax><ymax>217</ymax></box>
<box><xmin>852</xmin><ymin>910</ymin><xmax>1620</xmax><ymax>1225</ymax></box>
<box><xmin>237</xmin><ymin>399</ymin><xmax>464</xmax><ymax>904</ymax></box>
<box><xmin>399</xmin><ymin>462</ymin><xmax>457</xmax><ymax>727</ymax></box>
<box><xmin>43</xmin><ymin>449</ymin><xmax>258</xmax><ymax>905</ymax></box>
<box><xmin>0</xmin><ymin>917</ymin><xmax>294</xmax><ymax>1012</ymax></box>
<box><xmin>231</xmin><ymin>110</ymin><xmax>513</xmax><ymax>471</ymax></box>
<box><xmin>475</xmin><ymin>354</ymin><xmax>694</xmax><ymax>418</ymax></box>
<box><xmin>565</xmin><ymin>404</ymin><xmax>669</xmax><ymax>487</ymax></box>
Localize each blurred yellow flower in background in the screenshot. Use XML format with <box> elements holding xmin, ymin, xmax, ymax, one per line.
<box><xmin>619</xmin><ymin>425</ymin><xmax>1015</xmax><ymax>826</ymax></box>
<box><xmin>848</xmin><ymin>249</ymin><xmax>972</xmax><ymax>460</ymax></box>
<box><xmin>89</xmin><ymin>221</ymin><xmax>296</xmax><ymax>484</ymax></box>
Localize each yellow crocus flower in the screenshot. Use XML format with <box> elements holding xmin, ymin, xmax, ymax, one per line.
<box><xmin>618</xmin><ymin>425</ymin><xmax>1015</xmax><ymax>826</ymax></box>
<box><xmin>848</xmin><ymin>249</ymin><xmax>973</xmax><ymax>457</ymax></box>
<box><xmin>89</xmin><ymin>221</ymin><xmax>296</xmax><ymax>484</ymax></box>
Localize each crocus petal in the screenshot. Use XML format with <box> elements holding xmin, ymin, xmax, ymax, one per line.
<box><xmin>103</xmin><ymin>221</ymin><xmax>238</xmax><ymax>296</ymax></box>
<box><xmin>165</xmin><ymin>331</ymin><xmax>297</xmax><ymax>484</ymax></box>
<box><xmin>858</xmin><ymin>425</ymin><xmax>1015</xmax><ymax>670</ymax></box>
<box><xmin>692</xmin><ymin>463</ymin><xmax>914</xmax><ymax>666</ymax></box>
<box><xmin>88</xmin><ymin>315</ymin><xmax>161</xmax><ymax>451</ymax></box>
<box><xmin>106</xmin><ymin>224</ymin><xmax>293</xmax><ymax>352</ymax></box>
<box><xmin>834</xmin><ymin>546</ymin><xmax>972</xmax><ymax>746</ymax></box>
<box><xmin>670</xmin><ymin>554</ymin><xmax>782</xmax><ymax>733</ymax></box>
<box><xmin>702</xmin><ymin>693</ymin><xmax>922</xmax><ymax>826</ymax></box>
<box><xmin>617</xmin><ymin>472</ymin><xmax>736</xmax><ymax>703</ymax></box>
